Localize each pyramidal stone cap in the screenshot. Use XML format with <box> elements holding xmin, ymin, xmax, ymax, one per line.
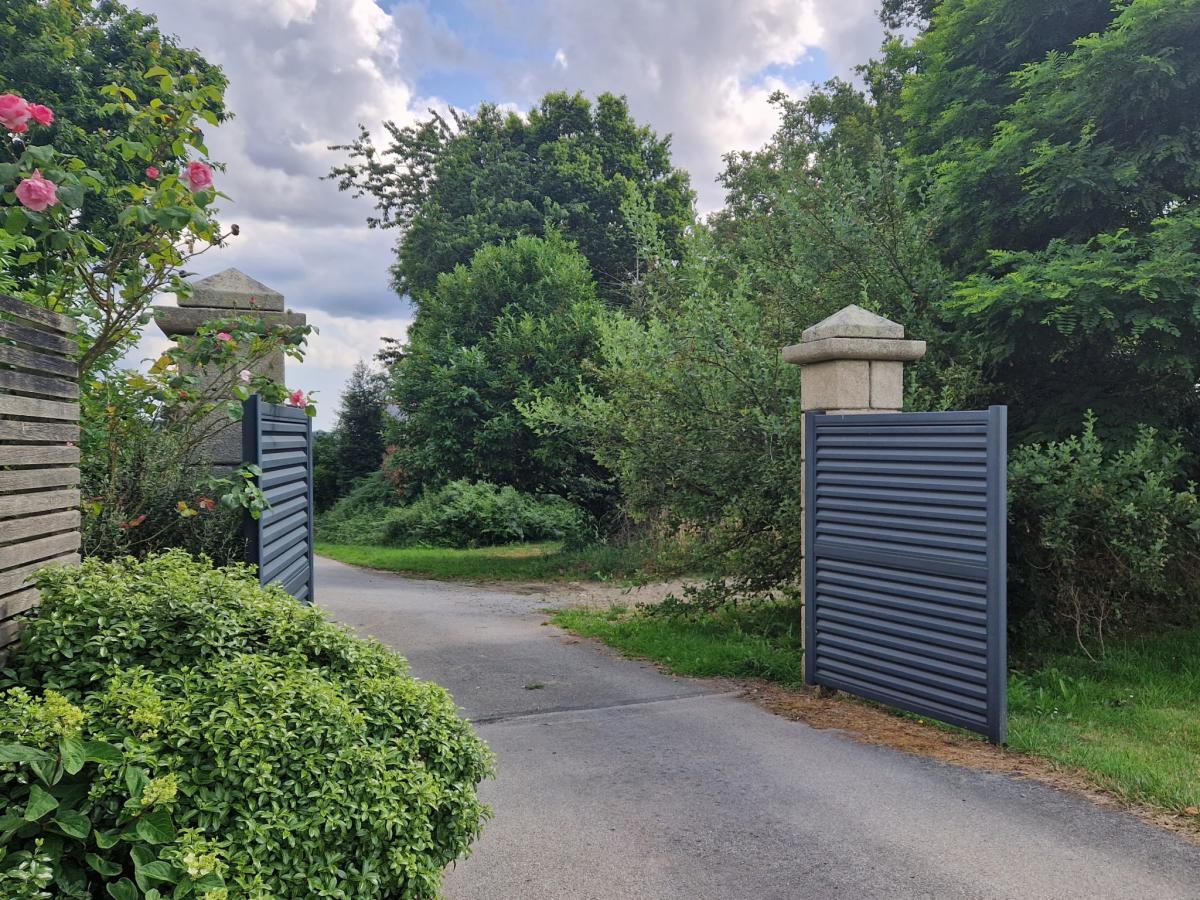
<box><xmin>178</xmin><ymin>267</ymin><xmax>285</xmax><ymax>312</ymax></box>
<box><xmin>782</xmin><ymin>304</ymin><xmax>925</xmax><ymax>366</ymax></box>
<box><xmin>801</xmin><ymin>304</ymin><xmax>905</xmax><ymax>342</ymax></box>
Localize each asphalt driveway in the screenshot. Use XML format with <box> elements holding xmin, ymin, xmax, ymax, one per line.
<box><xmin>316</xmin><ymin>555</ymin><xmax>1200</xmax><ymax>900</ymax></box>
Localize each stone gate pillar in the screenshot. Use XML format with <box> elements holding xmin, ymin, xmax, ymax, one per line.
<box><xmin>153</xmin><ymin>268</ymin><xmax>307</xmax><ymax>469</ymax></box>
<box><xmin>782</xmin><ymin>305</ymin><xmax>926</xmax><ymax>649</ymax></box>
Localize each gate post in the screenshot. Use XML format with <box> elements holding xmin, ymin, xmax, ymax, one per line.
<box><xmin>782</xmin><ymin>305</ymin><xmax>927</xmax><ymax>680</ymax></box>
<box><xmin>153</xmin><ymin>268</ymin><xmax>307</xmax><ymax>471</ymax></box>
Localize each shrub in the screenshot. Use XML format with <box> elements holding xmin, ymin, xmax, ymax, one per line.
<box><xmin>2</xmin><ymin>552</ymin><xmax>491</xmax><ymax>898</ymax></box>
<box><xmin>382</xmin><ymin>480</ymin><xmax>595</xmax><ymax>548</ymax></box>
<box><xmin>1</xmin><ymin>687</ymin><xmax>214</xmax><ymax>900</ymax></box>
<box><xmin>317</xmin><ymin>477</ymin><xmax>596</xmax><ymax>549</ymax></box>
<box><xmin>81</xmin><ymin>428</ymin><xmax>246</xmax><ymax>566</ymax></box>
<box><xmin>314</xmin><ymin>471</ymin><xmax>399</xmax><ymax>546</ymax></box>
<box><xmin>1008</xmin><ymin>413</ymin><xmax>1200</xmax><ymax>652</ymax></box>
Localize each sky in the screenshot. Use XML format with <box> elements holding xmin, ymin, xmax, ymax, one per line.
<box><xmin>127</xmin><ymin>0</ymin><xmax>888</xmax><ymax>429</ymax></box>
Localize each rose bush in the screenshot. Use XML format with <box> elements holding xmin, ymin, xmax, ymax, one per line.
<box><xmin>0</xmin><ymin>76</ymin><xmax>229</xmax><ymax>374</ymax></box>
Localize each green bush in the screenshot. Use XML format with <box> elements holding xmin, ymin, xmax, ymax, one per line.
<box><xmin>317</xmin><ymin>477</ymin><xmax>595</xmax><ymax>549</ymax></box>
<box><xmin>81</xmin><ymin>429</ymin><xmax>246</xmax><ymax>566</ymax></box>
<box><xmin>313</xmin><ymin>471</ymin><xmax>400</xmax><ymax>546</ymax></box>
<box><xmin>1</xmin><ymin>687</ymin><xmax>212</xmax><ymax>900</ymax></box>
<box><xmin>1</xmin><ymin>552</ymin><xmax>491</xmax><ymax>898</ymax></box>
<box><xmin>382</xmin><ymin>480</ymin><xmax>595</xmax><ymax>549</ymax></box>
<box><xmin>1008</xmin><ymin>413</ymin><xmax>1200</xmax><ymax>650</ymax></box>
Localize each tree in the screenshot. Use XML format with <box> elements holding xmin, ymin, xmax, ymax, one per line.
<box><xmin>333</xmin><ymin>362</ymin><xmax>388</xmax><ymax>494</ymax></box>
<box><xmin>329</xmin><ymin>91</ymin><xmax>694</xmax><ymax>304</ymax></box>
<box><xmin>312</xmin><ymin>431</ymin><xmax>340</xmax><ymax>512</ymax></box>
<box><xmin>900</xmin><ymin>0</ymin><xmax>1200</xmax><ymax>441</ymax></box>
<box><xmin>0</xmin><ymin>0</ymin><xmax>230</xmax><ymax>373</ymax></box>
<box><xmin>390</xmin><ymin>233</ymin><xmax>611</xmax><ymax>513</ymax></box>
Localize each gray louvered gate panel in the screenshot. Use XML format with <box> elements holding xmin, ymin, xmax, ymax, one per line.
<box><xmin>804</xmin><ymin>406</ymin><xmax>1007</xmax><ymax>743</ymax></box>
<box><xmin>243</xmin><ymin>396</ymin><xmax>314</xmax><ymax>604</ymax></box>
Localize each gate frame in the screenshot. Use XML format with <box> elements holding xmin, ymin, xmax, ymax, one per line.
<box><xmin>803</xmin><ymin>405</ymin><xmax>1007</xmax><ymax>743</ymax></box>
<box><xmin>242</xmin><ymin>394</ymin><xmax>315</xmax><ymax>604</ymax></box>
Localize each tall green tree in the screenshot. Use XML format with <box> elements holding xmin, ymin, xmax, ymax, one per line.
<box><xmin>329</xmin><ymin>91</ymin><xmax>694</xmax><ymax>304</ymax></box>
<box><xmin>901</xmin><ymin>0</ymin><xmax>1200</xmax><ymax>440</ymax></box>
<box><xmin>333</xmin><ymin>362</ymin><xmax>389</xmax><ymax>494</ymax></box>
<box><xmin>390</xmin><ymin>232</ymin><xmax>611</xmax><ymax>512</ymax></box>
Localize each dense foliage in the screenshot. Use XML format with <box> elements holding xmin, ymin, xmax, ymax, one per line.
<box><xmin>1009</xmin><ymin>415</ymin><xmax>1200</xmax><ymax>651</ymax></box>
<box><xmin>389</xmin><ymin>232</ymin><xmax>613</xmax><ymax>513</ymax></box>
<box><xmin>330</xmin><ymin>91</ymin><xmax>693</xmax><ymax>304</ymax></box>
<box><xmin>1</xmin><ymin>552</ymin><xmax>491</xmax><ymax>898</ymax></box>
<box><xmin>329</xmin><ymin>1</ymin><xmax>1200</xmax><ymax>649</ymax></box>
<box><xmin>907</xmin><ymin>0</ymin><xmax>1200</xmax><ymax>442</ymax></box>
<box><xmin>318</xmin><ymin>476</ymin><xmax>593</xmax><ymax>550</ymax></box>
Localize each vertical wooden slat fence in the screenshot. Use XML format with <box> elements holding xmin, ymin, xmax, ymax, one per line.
<box><xmin>0</xmin><ymin>294</ymin><xmax>81</xmax><ymax>658</ymax></box>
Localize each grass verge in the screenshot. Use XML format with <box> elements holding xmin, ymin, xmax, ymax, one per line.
<box><xmin>1007</xmin><ymin>632</ymin><xmax>1200</xmax><ymax>813</ymax></box>
<box><xmin>554</xmin><ymin>602</ymin><xmax>1200</xmax><ymax>816</ymax></box>
<box><xmin>315</xmin><ymin>541</ymin><xmax>653</xmax><ymax>582</ymax></box>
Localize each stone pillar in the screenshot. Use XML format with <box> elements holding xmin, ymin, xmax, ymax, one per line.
<box><xmin>153</xmin><ymin>268</ymin><xmax>307</xmax><ymax>468</ymax></box>
<box><xmin>782</xmin><ymin>304</ymin><xmax>926</xmax><ymax>414</ymax></box>
<box><xmin>782</xmin><ymin>304</ymin><xmax>926</xmax><ymax>664</ymax></box>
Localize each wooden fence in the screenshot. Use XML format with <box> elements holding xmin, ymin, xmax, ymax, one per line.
<box><xmin>0</xmin><ymin>293</ymin><xmax>81</xmax><ymax>658</ymax></box>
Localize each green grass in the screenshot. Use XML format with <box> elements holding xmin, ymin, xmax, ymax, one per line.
<box><xmin>555</xmin><ymin>602</ymin><xmax>1200</xmax><ymax>815</ymax></box>
<box><xmin>1008</xmin><ymin>631</ymin><xmax>1200</xmax><ymax>813</ymax></box>
<box><xmin>552</xmin><ymin>602</ymin><xmax>805</xmax><ymax>685</ymax></box>
<box><xmin>315</xmin><ymin>541</ymin><xmax>652</xmax><ymax>582</ymax></box>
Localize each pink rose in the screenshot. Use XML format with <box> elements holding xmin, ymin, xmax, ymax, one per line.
<box><xmin>239</xmin><ymin>369</ymin><xmax>252</xmax><ymax>383</ymax></box>
<box><xmin>0</xmin><ymin>94</ymin><xmax>30</xmax><ymax>132</ymax></box>
<box><xmin>288</xmin><ymin>389</ymin><xmax>307</xmax><ymax>408</ymax></box>
<box><xmin>145</xmin><ymin>166</ymin><xmax>160</xmax><ymax>180</ymax></box>
<box><xmin>27</xmin><ymin>103</ymin><xmax>53</xmax><ymax>126</ymax></box>
<box><xmin>10</xmin><ymin>123</ymin><xmax>27</xmax><ymax>134</ymax></box>
<box><xmin>15</xmin><ymin>170</ymin><xmax>58</xmax><ymax>212</ymax></box>
<box><xmin>184</xmin><ymin>160</ymin><xmax>214</xmax><ymax>193</ymax></box>
<box><xmin>216</xmin><ymin>331</ymin><xmax>232</xmax><ymax>342</ymax></box>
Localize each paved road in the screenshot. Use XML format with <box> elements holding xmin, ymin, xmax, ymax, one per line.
<box><xmin>316</xmin><ymin>556</ymin><xmax>1200</xmax><ymax>899</ymax></box>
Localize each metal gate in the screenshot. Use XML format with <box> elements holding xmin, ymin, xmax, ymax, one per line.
<box><xmin>242</xmin><ymin>395</ymin><xmax>314</xmax><ymax>603</ymax></box>
<box><xmin>804</xmin><ymin>407</ymin><xmax>1007</xmax><ymax>742</ymax></box>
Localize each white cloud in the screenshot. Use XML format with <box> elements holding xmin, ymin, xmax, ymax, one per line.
<box><xmin>480</xmin><ymin>0</ymin><xmax>866</xmax><ymax>212</ymax></box>
<box><xmin>131</xmin><ymin>0</ymin><xmax>440</xmax><ymax>305</ymax></box>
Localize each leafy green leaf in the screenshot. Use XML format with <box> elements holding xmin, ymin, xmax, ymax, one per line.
<box><xmin>60</xmin><ymin>735</ymin><xmax>87</xmax><ymax>775</ymax></box>
<box><xmin>53</xmin><ymin>809</ymin><xmax>92</xmax><ymax>839</ymax></box>
<box><xmin>86</xmin><ymin>852</ymin><xmax>125</xmax><ymax>877</ymax></box>
<box><xmin>23</xmin><ymin>783</ymin><xmax>59</xmax><ymax>821</ymax></box>
<box><xmin>107</xmin><ymin>877</ymin><xmax>139</xmax><ymax>900</ymax></box>
<box><xmin>0</xmin><ymin>743</ymin><xmax>53</xmax><ymax>764</ymax></box>
<box><xmin>125</xmin><ymin>766</ymin><xmax>149</xmax><ymax>801</ymax></box>
<box><xmin>84</xmin><ymin>741</ymin><xmax>124</xmax><ymax>766</ymax></box>
<box><xmin>134</xmin><ymin>808</ymin><xmax>175</xmax><ymax>845</ymax></box>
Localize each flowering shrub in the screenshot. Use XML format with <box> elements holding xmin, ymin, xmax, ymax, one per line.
<box><xmin>0</xmin><ymin>689</ymin><xmax>226</xmax><ymax>899</ymax></box>
<box><xmin>0</xmin><ymin>81</ymin><xmax>228</xmax><ymax>373</ymax></box>
<box><xmin>81</xmin><ymin>316</ymin><xmax>317</xmax><ymax>561</ymax></box>
<box><xmin>2</xmin><ymin>552</ymin><xmax>492</xmax><ymax>898</ymax></box>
